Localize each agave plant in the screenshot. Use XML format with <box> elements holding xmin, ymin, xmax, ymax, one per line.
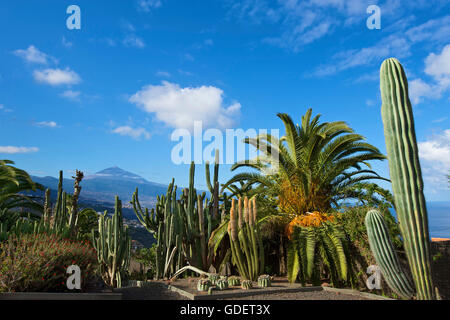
<box><xmin>222</xmin><ymin>109</ymin><xmax>388</xmax><ymax>216</ymax></box>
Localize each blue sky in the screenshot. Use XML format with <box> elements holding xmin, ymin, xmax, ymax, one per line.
<box><xmin>0</xmin><ymin>0</ymin><xmax>449</xmax><ymax>201</ymax></box>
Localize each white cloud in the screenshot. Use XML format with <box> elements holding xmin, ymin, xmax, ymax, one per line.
<box><xmin>0</xmin><ymin>146</ymin><xmax>39</xmax><ymax>154</ymax></box>
<box><xmin>156</xmin><ymin>71</ymin><xmax>171</xmax><ymax>78</ymax></box>
<box><xmin>409</xmin><ymin>79</ymin><xmax>439</xmax><ymax>104</ymax></box>
<box><xmin>419</xmin><ymin>130</ymin><xmax>450</xmax><ymax>166</ymax></box>
<box><xmin>433</xmin><ymin>117</ymin><xmax>448</xmax><ymax>123</ymax></box>
<box><xmin>406</xmin><ymin>15</ymin><xmax>450</xmax><ymax>44</ymax></box>
<box><xmin>13</xmin><ymin>45</ymin><xmax>52</xmax><ymax>64</ymax></box>
<box><xmin>138</xmin><ymin>0</ymin><xmax>162</xmax><ymax>12</ymax></box>
<box><xmin>123</xmin><ymin>35</ymin><xmax>146</xmax><ymax>48</ymax></box>
<box><xmin>33</xmin><ymin>68</ymin><xmax>81</xmax><ymax>86</ymax></box>
<box><xmin>35</xmin><ymin>121</ymin><xmax>59</xmax><ymax>128</ymax></box>
<box><xmin>129</xmin><ymin>81</ymin><xmax>241</xmax><ymax>130</ymax></box>
<box><xmin>418</xmin><ymin>130</ymin><xmax>450</xmax><ymax>194</ymax></box>
<box><xmin>112</xmin><ymin>126</ymin><xmax>151</xmax><ymax>140</ymax></box>
<box><xmin>0</xmin><ymin>104</ymin><xmax>13</xmax><ymax>113</ymax></box>
<box><xmin>226</xmin><ymin>0</ymin><xmax>377</xmax><ymax>51</ymax></box>
<box><xmin>62</xmin><ymin>36</ymin><xmax>73</xmax><ymax>48</ymax></box>
<box><xmin>60</xmin><ymin>90</ymin><xmax>81</xmax><ymax>100</ymax></box>
<box><xmin>312</xmin><ymin>34</ymin><xmax>411</xmax><ymax>76</ymax></box>
<box><xmin>424</xmin><ymin>44</ymin><xmax>450</xmax><ymax>80</ymax></box>
<box><xmin>409</xmin><ymin>44</ymin><xmax>450</xmax><ymax>104</ymax></box>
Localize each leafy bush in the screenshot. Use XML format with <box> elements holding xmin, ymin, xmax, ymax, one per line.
<box><xmin>334</xmin><ymin>205</ymin><xmax>402</xmax><ymax>260</ymax></box>
<box><xmin>0</xmin><ymin>233</ymin><xmax>98</xmax><ymax>292</ymax></box>
<box><xmin>130</xmin><ymin>245</ymin><xmax>157</xmax><ymax>280</ymax></box>
<box><xmin>332</xmin><ymin>205</ymin><xmax>403</xmax><ymax>292</ymax></box>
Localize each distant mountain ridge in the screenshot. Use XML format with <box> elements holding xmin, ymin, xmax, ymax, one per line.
<box><xmin>31</xmin><ymin>167</ymin><xmax>169</xmax><ymax>207</ymax></box>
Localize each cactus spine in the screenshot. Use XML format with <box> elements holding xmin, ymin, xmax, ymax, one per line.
<box><xmin>365</xmin><ymin>209</ymin><xmax>414</xmax><ymax>299</ymax></box>
<box><xmin>92</xmin><ymin>196</ymin><xmax>131</xmax><ymax>288</ymax></box>
<box><xmin>380</xmin><ymin>58</ymin><xmax>435</xmax><ymax>300</ymax></box>
<box><xmin>228</xmin><ymin>197</ymin><xmax>264</xmax><ymax>281</ymax></box>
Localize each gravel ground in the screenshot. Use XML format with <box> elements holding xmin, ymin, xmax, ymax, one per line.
<box><xmin>115</xmin><ymin>281</ymin><xmax>370</xmax><ymax>300</ymax></box>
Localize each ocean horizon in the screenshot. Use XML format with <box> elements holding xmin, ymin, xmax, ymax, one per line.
<box><xmin>390</xmin><ymin>202</ymin><xmax>450</xmax><ymax>239</ymax></box>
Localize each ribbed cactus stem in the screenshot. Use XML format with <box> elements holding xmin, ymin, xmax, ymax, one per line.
<box><xmin>238</xmin><ymin>197</ymin><xmax>243</xmax><ymax>229</ymax></box>
<box><xmin>380</xmin><ymin>58</ymin><xmax>435</xmax><ymax>300</ymax></box>
<box><xmin>365</xmin><ymin>209</ymin><xmax>415</xmax><ymax>299</ymax></box>
<box><xmin>243</xmin><ymin>197</ymin><xmax>249</xmax><ymax>224</ymax></box>
<box><xmin>92</xmin><ymin>196</ymin><xmax>131</xmax><ymax>288</ymax></box>
<box><xmin>230</xmin><ymin>199</ymin><xmax>238</xmax><ymax>241</ymax></box>
<box><xmin>228</xmin><ymin>197</ymin><xmax>264</xmax><ymax>281</ymax></box>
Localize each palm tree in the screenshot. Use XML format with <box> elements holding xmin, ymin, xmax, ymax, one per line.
<box><xmin>222</xmin><ymin>109</ymin><xmax>388</xmax><ymax>216</ymax></box>
<box><xmin>0</xmin><ymin>160</ymin><xmax>43</xmax><ymax>217</ymax></box>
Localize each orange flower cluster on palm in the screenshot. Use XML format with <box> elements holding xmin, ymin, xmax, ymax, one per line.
<box><xmin>278</xmin><ymin>178</ymin><xmax>331</xmax><ymax>216</ymax></box>
<box><xmin>285</xmin><ymin>211</ymin><xmax>334</xmax><ymax>239</ymax></box>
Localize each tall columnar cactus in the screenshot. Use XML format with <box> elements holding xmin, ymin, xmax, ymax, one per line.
<box><xmin>131</xmin><ymin>151</ymin><xmax>222</xmax><ymax>279</ymax></box>
<box><xmin>380</xmin><ymin>58</ymin><xmax>435</xmax><ymax>300</ymax></box>
<box><xmin>92</xmin><ymin>196</ymin><xmax>131</xmax><ymax>288</ymax></box>
<box><xmin>365</xmin><ymin>209</ymin><xmax>415</xmax><ymax>299</ymax></box>
<box><xmin>42</xmin><ymin>170</ymin><xmax>86</xmax><ymax>237</ymax></box>
<box><xmin>228</xmin><ymin>197</ymin><xmax>264</xmax><ymax>281</ymax></box>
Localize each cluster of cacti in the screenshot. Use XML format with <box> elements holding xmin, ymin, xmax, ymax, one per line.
<box><xmin>92</xmin><ymin>196</ymin><xmax>131</xmax><ymax>288</ymax></box>
<box><xmin>228</xmin><ymin>276</ymin><xmax>241</xmax><ymax>287</ymax></box>
<box><xmin>241</xmin><ymin>280</ymin><xmax>253</xmax><ymax>290</ymax></box>
<box><xmin>365</xmin><ymin>209</ymin><xmax>415</xmax><ymax>299</ymax></box>
<box><xmin>258</xmin><ymin>274</ymin><xmax>272</xmax><ymax>288</ymax></box>
<box><xmin>197</xmin><ymin>279</ymin><xmax>212</xmax><ymax>292</ymax></box>
<box><xmin>228</xmin><ymin>197</ymin><xmax>264</xmax><ymax>281</ymax></box>
<box><xmin>369</xmin><ymin>57</ymin><xmax>435</xmax><ymax>300</ymax></box>
<box><xmin>215</xmin><ymin>278</ymin><xmax>229</xmax><ymax>291</ymax></box>
<box><xmin>41</xmin><ymin>170</ymin><xmax>85</xmax><ymax>237</ymax></box>
<box><xmin>131</xmin><ymin>151</ymin><xmax>223</xmax><ymax>279</ymax></box>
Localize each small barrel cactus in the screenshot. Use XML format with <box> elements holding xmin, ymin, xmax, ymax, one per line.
<box><xmin>208</xmin><ymin>274</ymin><xmax>220</xmax><ymax>285</ymax></box>
<box><xmin>197</xmin><ymin>279</ymin><xmax>212</xmax><ymax>292</ymax></box>
<box><xmin>257</xmin><ymin>275</ymin><xmax>272</xmax><ymax>288</ymax></box>
<box><xmin>216</xmin><ymin>279</ymin><xmax>229</xmax><ymax>291</ymax></box>
<box><xmin>228</xmin><ymin>276</ymin><xmax>241</xmax><ymax>287</ymax></box>
<box><xmin>241</xmin><ymin>280</ymin><xmax>253</xmax><ymax>290</ymax></box>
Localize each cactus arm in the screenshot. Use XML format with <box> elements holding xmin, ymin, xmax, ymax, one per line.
<box><xmin>365</xmin><ymin>209</ymin><xmax>415</xmax><ymax>299</ymax></box>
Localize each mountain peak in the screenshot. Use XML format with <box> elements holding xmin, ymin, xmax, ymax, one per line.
<box><xmin>85</xmin><ymin>167</ymin><xmax>147</xmax><ymax>183</ymax></box>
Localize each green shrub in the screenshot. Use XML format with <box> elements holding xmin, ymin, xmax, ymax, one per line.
<box><xmin>335</xmin><ymin>205</ymin><xmax>402</xmax><ymax>259</ymax></box>
<box><xmin>332</xmin><ymin>205</ymin><xmax>403</xmax><ymax>291</ymax></box>
<box><xmin>0</xmin><ymin>233</ymin><xmax>98</xmax><ymax>292</ymax></box>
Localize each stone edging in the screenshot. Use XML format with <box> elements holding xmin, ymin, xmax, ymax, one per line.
<box><xmin>0</xmin><ymin>292</ymin><xmax>123</xmax><ymax>300</ymax></box>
